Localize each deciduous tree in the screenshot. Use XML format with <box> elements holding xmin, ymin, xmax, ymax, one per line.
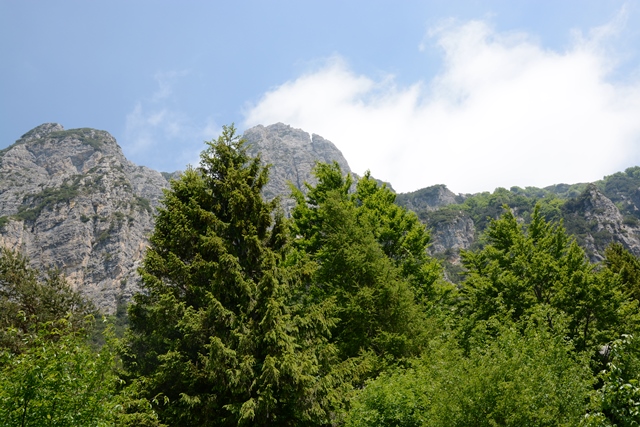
<box><xmin>460</xmin><ymin>205</ymin><xmax>625</xmax><ymax>351</ymax></box>
<box><xmin>290</xmin><ymin>163</ymin><xmax>438</xmax><ymax>363</ymax></box>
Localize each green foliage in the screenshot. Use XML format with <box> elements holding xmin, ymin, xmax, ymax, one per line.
<box><xmin>561</xmin><ymin>185</ymin><xmax>620</xmax><ymax>254</ymax></box>
<box><xmin>122</xmin><ymin>125</ymin><xmax>336</xmax><ymax>426</ymax></box>
<box><xmin>545</xmin><ymin>182</ymin><xmax>590</xmax><ymax>199</ymax></box>
<box><xmin>406</xmin><ymin>185</ymin><xmax>566</xmax><ymax>259</ymax></box>
<box><xmin>0</xmin><ymin>249</ymin><xmax>142</xmax><ymax>426</ymax></box>
<box><xmin>48</xmin><ymin>128</ymin><xmax>105</xmax><ymax>150</ymax></box>
<box><xmin>352</xmin><ymin>171</ymin><xmax>443</xmax><ymax>301</ymax></box>
<box><xmin>0</xmin><ymin>216</ymin><xmax>9</xmax><ymax>230</ymax></box>
<box><xmin>0</xmin><ymin>319</ymin><xmax>119</xmax><ymax>427</ymax></box>
<box><xmin>95</xmin><ymin>221</ymin><xmax>117</xmax><ymax>246</ymax></box>
<box><xmin>394</xmin><ymin>184</ymin><xmax>463</xmax><ymax>212</ymax></box>
<box><xmin>419</xmin><ymin>205</ymin><xmax>463</xmax><ymax>226</ymax></box>
<box><xmin>460</xmin><ymin>206</ymin><xmax>626</xmax><ymax>352</ymax></box>
<box><xmin>290</xmin><ymin>163</ymin><xmax>443</xmax><ymax>367</ymax></box>
<box><xmin>132</xmin><ymin>195</ymin><xmax>152</xmax><ymax>213</ymax></box>
<box><xmin>0</xmin><ymin>248</ymin><xmax>94</xmax><ymax>354</ymax></box>
<box><xmin>599</xmin><ymin>167</ymin><xmax>640</xmax><ymax>220</ymax></box>
<box><xmin>400</xmin><ymin>167</ymin><xmax>640</xmax><ymax>267</ymax></box>
<box><xmin>587</xmin><ymin>334</ymin><xmax>640</xmax><ymax>427</ymax></box>
<box><xmin>345</xmin><ymin>313</ymin><xmax>593</xmax><ymax>427</ymax></box>
<box><xmin>14</xmin><ymin>177</ymin><xmax>82</xmax><ymax>222</ymax></box>
<box><xmin>604</xmin><ymin>242</ymin><xmax>640</xmax><ymax>303</ymax></box>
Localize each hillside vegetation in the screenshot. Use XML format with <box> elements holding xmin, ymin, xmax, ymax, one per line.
<box><xmin>397</xmin><ymin>167</ymin><xmax>640</xmax><ymax>282</ymax></box>
<box><xmin>2</xmin><ymin>126</ymin><xmax>639</xmax><ymax>426</ymax></box>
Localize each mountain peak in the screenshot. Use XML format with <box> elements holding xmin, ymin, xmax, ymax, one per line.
<box><xmin>19</xmin><ymin>123</ymin><xmax>64</xmax><ymax>141</ymax></box>
<box><xmin>0</xmin><ymin>125</ymin><xmax>169</xmax><ymax>312</ymax></box>
<box><xmin>243</xmin><ymin>123</ymin><xmax>351</xmax><ymax>210</ymax></box>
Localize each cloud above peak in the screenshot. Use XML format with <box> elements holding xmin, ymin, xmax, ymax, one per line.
<box><xmin>244</xmin><ymin>17</ymin><xmax>640</xmax><ymax>194</ymax></box>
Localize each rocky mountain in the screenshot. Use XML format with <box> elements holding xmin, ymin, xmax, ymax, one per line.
<box><xmin>2</xmin><ymin>122</ymin><xmax>640</xmax><ymax>310</ymax></box>
<box><xmin>0</xmin><ymin>124</ymin><xmax>169</xmax><ymax>312</ymax></box>
<box><xmin>0</xmin><ymin>123</ymin><xmax>351</xmax><ymax>312</ymax></box>
<box><xmin>244</xmin><ymin>123</ymin><xmax>351</xmax><ymax>210</ymax></box>
<box><xmin>395</xmin><ymin>184</ymin><xmax>459</xmax><ymax>213</ymax></box>
<box><xmin>396</xmin><ymin>170</ymin><xmax>640</xmax><ymax>281</ymax></box>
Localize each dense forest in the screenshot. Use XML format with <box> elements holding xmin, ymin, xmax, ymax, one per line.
<box><xmin>1</xmin><ymin>125</ymin><xmax>639</xmax><ymax>426</ymax></box>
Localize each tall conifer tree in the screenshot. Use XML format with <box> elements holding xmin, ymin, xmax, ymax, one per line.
<box><xmin>122</xmin><ymin>125</ymin><xmax>334</xmax><ymax>426</ymax></box>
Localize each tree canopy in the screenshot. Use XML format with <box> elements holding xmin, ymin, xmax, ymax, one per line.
<box><xmin>460</xmin><ymin>205</ymin><xmax>627</xmax><ymax>352</ymax></box>
<box><xmin>0</xmin><ymin>248</ymin><xmax>129</xmax><ymax>426</ymax></box>
<box><xmin>122</xmin><ymin>125</ymin><xmax>337</xmax><ymax>426</ymax></box>
<box><xmin>4</xmin><ymin>126</ymin><xmax>640</xmax><ymax>426</ymax></box>
<box><xmin>290</xmin><ymin>163</ymin><xmax>441</xmax><ymax>363</ymax></box>
<box><xmin>0</xmin><ymin>248</ymin><xmax>93</xmax><ymax>353</ymax></box>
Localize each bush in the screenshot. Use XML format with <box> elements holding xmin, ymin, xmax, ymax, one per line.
<box><xmin>346</xmin><ymin>315</ymin><xmax>593</xmax><ymax>427</ymax></box>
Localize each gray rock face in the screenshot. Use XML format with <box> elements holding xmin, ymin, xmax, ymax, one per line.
<box><xmin>243</xmin><ymin>123</ymin><xmax>351</xmax><ymax>210</ymax></box>
<box><xmin>403</xmin><ymin>182</ymin><xmax>640</xmax><ymax>269</ymax></box>
<box><xmin>396</xmin><ymin>185</ymin><xmax>458</xmax><ymax>213</ymax></box>
<box><xmin>564</xmin><ymin>184</ymin><xmax>640</xmax><ymax>261</ymax></box>
<box><xmin>0</xmin><ymin>122</ymin><xmax>352</xmax><ymax>312</ymax></box>
<box><xmin>427</xmin><ymin>212</ymin><xmax>475</xmax><ymax>261</ymax></box>
<box><xmin>0</xmin><ymin>124</ymin><xmax>169</xmax><ymax>313</ymax></box>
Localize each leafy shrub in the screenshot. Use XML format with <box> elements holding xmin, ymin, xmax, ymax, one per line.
<box><xmin>346</xmin><ymin>315</ymin><xmax>593</xmax><ymax>427</ymax></box>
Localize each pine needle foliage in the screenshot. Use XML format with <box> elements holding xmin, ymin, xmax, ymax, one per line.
<box><xmin>122</xmin><ymin>125</ymin><xmax>335</xmax><ymax>426</ymax></box>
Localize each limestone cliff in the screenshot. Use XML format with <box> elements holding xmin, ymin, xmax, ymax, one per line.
<box><xmin>0</xmin><ymin>124</ymin><xmax>169</xmax><ymax>312</ymax></box>
<box><xmin>243</xmin><ymin>123</ymin><xmax>351</xmax><ymax>211</ymax></box>
<box><xmin>563</xmin><ymin>184</ymin><xmax>640</xmax><ymax>261</ymax></box>
<box><xmin>399</xmin><ymin>178</ymin><xmax>640</xmax><ymax>271</ymax></box>
<box><xmin>395</xmin><ymin>184</ymin><xmax>459</xmax><ymax>213</ymax></box>
<box><xmin>0</xmin><ymin>123</ymin><xmax>352</xmax><ymax>312</ymax></box>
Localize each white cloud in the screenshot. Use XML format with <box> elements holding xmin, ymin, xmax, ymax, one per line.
<box><xmin>123</xmin><ymin>71</ymin><xmax>220</xmax><ymax>171</ymax></box>
<box><xmin>244</xmin><ymin>16</ymin><xmax>640</xmax><ymax>194</ymax></box>
<box><xmin>151</xmin><ymin>70</ymin><xmax>190</xmax><ymax>102</ymax></box>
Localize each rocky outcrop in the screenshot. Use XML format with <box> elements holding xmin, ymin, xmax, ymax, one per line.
<box><xmin>0</xmin><ymin>124</ymin><xmax>169</xmax><ymax>313</ymax></box>
<box><xmin>243</xmin><ymin>123</ymin><xmax>351</xmax><ymax>210</ymax></box>
<box><xmin>563</xmin><ymin>184</ymin><xmax>640</xmax><ymax>261</ymax></box>
<box><xmin>0</xmin><ymin>122</ymin><xmax>352</xmax><ymax>312</ymax></box>
<box><xmin>3</xmin><ymin>122</ymin><xmax>639</xmax><ymax>308</ymax></box>
<box><xmin>395</xmin><ymin>185</ymin><xmax>459</xmax><ymax>213</ymax></box>
<box><xmin>427</xmin><ymin>212</ymin><xmax>475</xmax><ymax>262</ymax></box>
<box><xmin>406</xmin><ymin>182</ymin><xmax>640</xmax><ymax>268</ymax></box>
<box><xmin>396</xmin><ymin>185</ymin><xmax>469</xmax><ymax>264</ymax></box>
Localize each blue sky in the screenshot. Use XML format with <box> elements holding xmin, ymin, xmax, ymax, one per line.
<box><xmin>2</xmin><ymin>1</ymin><xmax>639</xmax><ymax>193</ymax></box>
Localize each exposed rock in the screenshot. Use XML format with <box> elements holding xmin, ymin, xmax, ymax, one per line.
<box><xmin>3</xmin><ymin>122</ymin><xmax>640</xmax><ymax>308</ymax></box>
<box><xmin>427</xmin><ymin>212</ymin><xmax>475</xmax><ymax>262</ymax></box>
<box><xmin>563</xmin><ymin>184</ymin><xmax>640</xmax><ymax>261</ymax></box>
<box><xmin>396</xmin><ymin>184</ymin><xmax>459</xmax><ymax>213</ymax></box>
<box><xmin>0</xmin><ymin>124</ymin><xmax>168</xmax><ymax>313</ymax></box>
<box><xmin>0</xmin><ymin>122</ymin><xmax>352</xmax><ymax>312</ymax></box>
<box><xmin>243</xmin><ymin>123</ymin><xmax>351</xmax><ymax>211</ymax></box>
<box><xmin>409</xmin><ymin>182</ymin><xmax>640</xmax><ymax>269</ymax></box>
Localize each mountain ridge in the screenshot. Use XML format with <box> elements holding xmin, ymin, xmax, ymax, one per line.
<box><xmin>0</xmin><ymin>123</ymin><xmax>352</xmax><ymax>312</ymax></box>
<box><xmin>2</xmin><ymin>122</ymin><xmax>639</xmax><ymax>310</ymax></box>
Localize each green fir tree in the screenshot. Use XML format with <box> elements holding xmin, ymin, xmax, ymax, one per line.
<box><xmin>122</xmin><ymin>125</ymin><xmax>336</xmax><ymax>426</ymax></box>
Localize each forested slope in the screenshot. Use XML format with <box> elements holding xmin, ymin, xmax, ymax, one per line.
<box><xmin>2</xmin><ymin>127</ymin><xmax>639</xmax><ymax>425</ymax></box>
<box><xmin>397</xmin><ymin>167</ymin><xmax>640</xmax><ymax>281</ymax></box>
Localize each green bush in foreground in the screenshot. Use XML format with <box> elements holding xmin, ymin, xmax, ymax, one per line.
<box><xmin>346</xmin><ymin>312</ymin><xmax>594</xmax><ymax>427</ymax></box>
<box><xmin>0</xmin><ymin>318</ymin><xmax>118</xmax><ymax>427</ymax></box>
